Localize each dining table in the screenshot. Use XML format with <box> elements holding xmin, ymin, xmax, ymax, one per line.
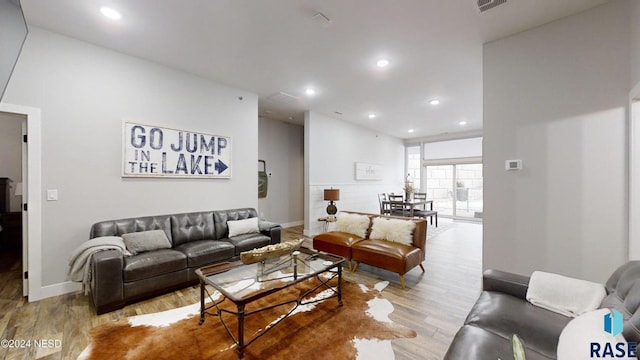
<box><xmin>383</xmin><ymin>198</ymin><xmax>434</xmax><ymax>217</ymax></box>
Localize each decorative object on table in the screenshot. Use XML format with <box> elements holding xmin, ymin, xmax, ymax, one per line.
<box><xmin>258</xmin><ymin>160</ymin><xmax>268</xmax><ymax>198</ymax></box>
<box><xmin>324</xmin><ymin>188</ymin><xmax>340</xmax><ymax>216</ymax></box>
<box><xmin>403</xmin><ymin>181</ymin><xmax>414</xmax><ymax>200</ymax></box>
<box><xmin>239</xmin><ymin>239</ymin><xmax>304</xmax><ymax>264</ymax></box>
<box><xmin>122</xmin><ymin>122</ymin><xmax>231</xmax><ymax>178</ymax></box>
<box><xmin>78</xmin><ymin>280</ymin><xmax>415</xmax><ymax>360</ymax></box>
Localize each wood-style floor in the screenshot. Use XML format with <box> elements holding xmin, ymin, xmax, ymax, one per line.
<box><xmin>0</xmin><ymin>221</ymin><xmax>482</xmax><ymax>360</ymax></box>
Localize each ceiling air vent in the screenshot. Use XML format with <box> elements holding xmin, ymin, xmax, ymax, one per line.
<box><xmin>266</xmin><ymin>92</ymin><xmax>298</xmax><ymax>103</ymax></box>
<box><xmin>477</xmin><ymin>0</ymin><xmax>507</xmax><ymax>13</ymax></box>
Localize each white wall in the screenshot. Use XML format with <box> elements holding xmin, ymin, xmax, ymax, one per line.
<box><xmin>0</xmin><ymin>112</ymin><xmax>23</xmax><ymax>212</ymax></box>
<box><xmin>4</xmin><ymin>28</ymin><xmax>259</xmax><ymax>288</ymax></box>
<box><xmin>483</xmin><ymin>1</ymin><xmax>629</xmax><ymax>282</ymax></box>
<box><xmin>629</xmin><ymin>0</ymin><xmax>640</xmax><ymax>259</ymax></box>
<box><xmin>258</xmin><ymin>117</ymin><xmax>304</xmax><ymax>227</ymax></box>
<box><xmin>304</xmin><ymin>111</ymin><xmax>404</xmax><ymax>235</ymax></box>
<box><xmin>631</xmin><ymin>0</ymin><xmax>640</xmax><ymax>89</ymax></box>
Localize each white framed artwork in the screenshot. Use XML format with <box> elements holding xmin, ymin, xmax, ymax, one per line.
<box><xmin>355</xmin><ymin>162</ymin><xmax>383</xmax><ymax>180</ymax></box>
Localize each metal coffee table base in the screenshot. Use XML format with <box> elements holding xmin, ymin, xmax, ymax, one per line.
<box><xmin>198</xmin><ymin>266</ymin><xmax>343</xmax><ymax>359</ymax></box>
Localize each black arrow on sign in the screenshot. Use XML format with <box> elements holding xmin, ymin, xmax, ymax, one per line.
<box><xmin>215</xmin><ymin>160</ymin><xmax>228</xmax><ymax>174</ymax></box>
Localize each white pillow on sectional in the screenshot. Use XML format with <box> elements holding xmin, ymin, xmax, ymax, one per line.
<box><xmin>334</xmin><ymin>213</ymin><xmax>370</xmax><ymax>238</ymax></box>
<box><xmin>227</xmin><ymin>217</ymin><xmax>260</xmax><ymax>237</ymax></box>
<box><xmin>557</xmin><ymin>308</ymin><xmax>629</xmax><ymax>360</ymax></box>
<box><xmin>369</xmin><ymin>217</ymin><xmax>416</xmax><ymax>246</ymax></box>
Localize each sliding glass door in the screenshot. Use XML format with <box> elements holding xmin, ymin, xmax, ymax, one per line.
<box><xmin>425</xmin><ymin>163</ymin><xmax>483</xmax><ymax>220</ymax></box>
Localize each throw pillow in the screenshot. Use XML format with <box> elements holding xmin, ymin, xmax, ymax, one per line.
<box><xmin>557</xmin><ymin>308</ymin><xmax>630</xmax><ymax>360</ymax></box>
<box><xmin>227</xmin><ymin>217</ymin><xmax>260</xmax><ymax>237</ymax></box>
<box><xmin>121</xmin><ymin>230</ymin><xmax>172</xmax><ymax>256</ymax></box>
<box><xmin>334</xmin><ymin>213</ymin><xmax>371</xmax><ymax>238</ymax></box>
<box><xmin>369</xmin><ymin>217</ymin><xmax>416</xmax><ymax>246</ymax></box>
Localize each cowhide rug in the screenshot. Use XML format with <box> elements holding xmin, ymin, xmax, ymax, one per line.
<box><xmin>78</xmin><ymin>279</ymin><xmax>415</xmax><ymax>360</ymax></box>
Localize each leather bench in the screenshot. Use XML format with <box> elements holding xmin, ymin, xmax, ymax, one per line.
<box><xmin>313</xmin><ymin>211</ymin><xmax>427</xmax><ymax>288</ymax></box>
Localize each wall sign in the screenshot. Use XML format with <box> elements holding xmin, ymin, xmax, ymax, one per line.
<box><xmin>355</xmin><ymin>162</ymin><xmax>383</xmax><ymax>180</ymax></box>
<box><xmin>123</xmin><ymin>122</ymin><xmax>231</xmax><ymax>178</ymax></box>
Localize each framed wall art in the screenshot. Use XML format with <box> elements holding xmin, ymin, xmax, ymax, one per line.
<box><xmin>123</xmin><ymin>121</ymin><xmax>231</xmax><ymax>178</ymax></box>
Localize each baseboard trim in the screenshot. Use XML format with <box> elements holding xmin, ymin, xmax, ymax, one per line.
<box><xmin>30</xmin><ymin>281</ymin><xmax>82</xmax><ymax>301</ymax></box>
<box><xmin>281</xmin><ymin>220</ymin><xmax>303</xmax><ymax>228</ymax></box>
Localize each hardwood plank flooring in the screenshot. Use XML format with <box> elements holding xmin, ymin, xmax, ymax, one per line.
<box><xmin>0</xmin><ymin>220</ymin><xmax>482</xmax><ymax>360</ymax></box>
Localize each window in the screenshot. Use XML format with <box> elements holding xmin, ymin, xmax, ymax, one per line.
<box><xmin>406</xmin><ymin>145</ymin><xmax>421</xmax><ymax>191</ymax></box>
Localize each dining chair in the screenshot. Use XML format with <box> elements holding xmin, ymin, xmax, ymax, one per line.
<box><xmin>413</xmin><ymin>192</ymin><xmax>427</xmax><ymax>210</ymax></box>
<box><xmin>378</xmin><ymin>193</ymin><xmax>391</xmax><ymax>215</ymax></box>
<box><xmin>388</xmin><ymin>194</ymin><xmax>408</xmax><ymax>217</ymax></box>
<box><xmin>411</xmin><ymin>192</ymin><xmax>438</xmax><ymax>226</ymax></box>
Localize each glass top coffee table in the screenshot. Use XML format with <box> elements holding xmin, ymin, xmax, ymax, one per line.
<box><xmin>195</xmin><ymin>250</ymin><xmax>345</xmax><ymax>359</ymax></box>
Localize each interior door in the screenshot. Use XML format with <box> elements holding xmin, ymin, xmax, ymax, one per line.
<box><xmin>21</xmin><ymin>119</ymin><xmax>27</xmax><ymax>296</ymax></box>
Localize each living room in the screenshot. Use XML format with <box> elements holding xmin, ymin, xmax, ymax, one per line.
<box><xmin>1</xmin><ymin>0</ymin><xmax>640</xmax><ymax>359</ymax></box>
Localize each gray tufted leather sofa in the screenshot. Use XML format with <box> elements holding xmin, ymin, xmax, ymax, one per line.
<box><xmin>444</xmin><ymin>261</ymin><xmax>640</xmax><ymax>360</ymax></box>
<box><xmin>89</xmin><ymin>208</ymin><xmax>281</xmax><ymax>314</ymax></box>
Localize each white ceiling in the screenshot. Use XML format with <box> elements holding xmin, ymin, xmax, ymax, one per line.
<box><xmin>20</xmin><ymin>0</ymin><xmax>609</xmax><ymax>139</ymax></box>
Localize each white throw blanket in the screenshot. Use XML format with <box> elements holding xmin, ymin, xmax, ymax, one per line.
<box><xmin>67</xmin><ymin>236</ymin><xmax>129</xmax><ymax>294</ymax></box>
<box><xmin>526</xmin><ymin>271</ymin><xmax>606</xmax><ymax>317</ymax></box>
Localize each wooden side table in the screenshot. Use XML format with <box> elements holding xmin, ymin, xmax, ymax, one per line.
<box><xmin>317</xmin><ymin>216</ymin><xmax>337</xmax><ymax>232</ymax></box>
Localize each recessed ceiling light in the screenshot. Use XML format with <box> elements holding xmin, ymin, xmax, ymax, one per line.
<box><xmin>376</xmin><ymin>59</ymin><xmax>389</xmax><ymax>68</ymax></box>
<box><xmin>459</xmin><ymin>121</ymin><xmax>468</xmax><ymax>126</ymax></box>
<box><xmin>305</xmin><ymin>87</ymin><xmax>316</xmax><ymax>96</ymax></box>
<box><xmin>408</xmin><ymin>129</ymin><xmax>415</xmax><ymax>133</ymax></box>
<box><xmin>368</xmin><ymin>113</ymin><xmax>376</xmax><ymax>119</ymax></box>
<box><xmin>100</xmin><ymin>7</ymin><xmax>122</xmax><ymax>20</ymax></box>
<box><xmin>429</xmin><ymin>99</ymin><xmax>440</xmax><ymax>106</ymax></box>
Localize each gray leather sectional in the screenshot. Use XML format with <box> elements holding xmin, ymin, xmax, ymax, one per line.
<box><xmin>88</xmin><ymin>208</ymin><xmax>281</xmax><ymax>314</ymax></box>
<box><xmin>444</xmin><ymin>261</ymin><xmax>640</xmax><ymax>359</ymax></box>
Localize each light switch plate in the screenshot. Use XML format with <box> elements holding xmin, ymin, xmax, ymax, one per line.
<box><xmin>47</xmin><ymin>189</ymin><xmax>58</xmax><ymax>201</ymax></box>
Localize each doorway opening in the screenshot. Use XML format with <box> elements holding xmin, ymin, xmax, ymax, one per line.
<box><xmin>0</xmin><ymin>111</ymin><xmax>26</xmax><ymax>296</ymax></box>
<box><xmin>425</xmin><ymin>163</ymin><xmax>483</xmax><ymax>220</ymax></box>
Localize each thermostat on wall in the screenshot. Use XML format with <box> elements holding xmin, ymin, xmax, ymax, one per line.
<box><xmin>505</xmin><ymin>160</ymin><xmax>522</xmax><ymax>171</ymax></box>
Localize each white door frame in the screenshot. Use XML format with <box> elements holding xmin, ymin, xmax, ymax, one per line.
<box><xmin>629</xmin><ymin>83</ymin><xmax>640</xmax><ymax>259</ymax></box>
<box><xmin>0</xmin><ymin>102</ymin><xmax>42</xmax><ymax>301</ymax></box>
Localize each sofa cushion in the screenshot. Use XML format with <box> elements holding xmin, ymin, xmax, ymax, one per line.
<box><xmin>121</xmin><ymin>230</ymin><xmax>172</xmax><ymax>256</ymax></box>
<box><xmin>369</xmin><ymin>217</ymin><xmax>416</xmax><ymax>246</ymax></box>
<box><xmin>170</xmin><ymin>212</ymin><xmax>215</xmax><ymax>246</ymax></box>
<box><xmin>464</xmin><ymin>291</ymin><xmax>571</xmax><ymax>359</ymax></box>
<box><xmin>225</xmin><ymin>233</ymin><xmax>271</xmax><ymax>255</ymax></box>
<box><xmin>334</xmin><ymin>213</ymin><xmax>370</xmax><ymax>238</ymax></box>
<box><xmin>123</xmin><ymin>249</ymin><xmax>187</xmax><ymax>282</ymax></box>
<box><xmin>174</xmin><ymin>240</ymin><xmax>235</xmax><ymax>268</ymax></box>
<box><xmin>227</xmin><ymin>217</ymin><xmax>260</xmax><ymax>237</ymax></box>
<box><xmin>313</xmin><ymin>232</ymin><xmax>365</xmax><ymax>259</ymax></box>
<box><xmin>444</xmin><ymin>325</ymin><xmax>553</xmax><ymax>360</ymax></box>
<box><xmin>351</xmin><ymin>239</ymin><xmax>422</xmax><ymax>274</ymax></box>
